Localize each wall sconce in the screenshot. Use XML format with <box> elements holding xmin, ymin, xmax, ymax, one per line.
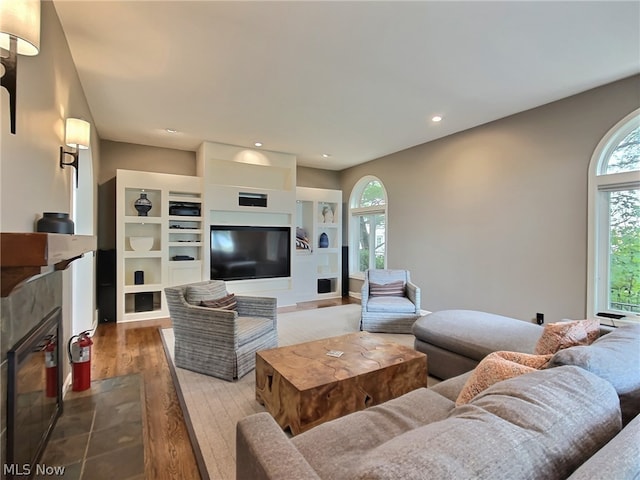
<box><xmin>60</xmin><ymin>118</ymin><xmax>90</xmax><ymax>187</ymax></box>
<box><xmin>0</xmin><ymin>0</ymin><xmax>41</xmax><ymax>134</ymax></box>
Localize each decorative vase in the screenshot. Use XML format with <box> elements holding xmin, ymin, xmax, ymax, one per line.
<box><xmin>36</xmin><ymin>212</ymin><xmax>75</xmax><ymax>234</ymax></box>
<box><xmin>322</xmin><ymin>205</ymin><xmax>334</xmax><ymax>223</ymax></box>
<box><xmin>134</xmin><ymin>193</ymin><xmax>152</xmax><ymax>216</ymax></box>
<box><xmin>319</xmin><ymin>232</ymin><xmax>329</xmax><ymax>248</ymax></box>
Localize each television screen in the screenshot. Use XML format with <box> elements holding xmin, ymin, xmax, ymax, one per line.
<box><xmin>210</xmin><ymin>225</ymin><xmax>291</xmax><ymax>281</ymax></box>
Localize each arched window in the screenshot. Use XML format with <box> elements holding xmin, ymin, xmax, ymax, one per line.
<box><xmin>349</xmin><ymin>176</ymin><xmax>387</xmax><ymax>275</ymax></box>
<box><xmin>587</xmin><ymin>109</ymin><xmax>640</xmax><ymax>324</ymax></box>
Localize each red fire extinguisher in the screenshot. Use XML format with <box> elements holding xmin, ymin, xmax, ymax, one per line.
<box><xmin>44</xmin><ymin>337</ymin><xmax>57</xmax><ymax>398</ymax></box>
<box><xmin>68</xmin><ymin>331</ymin><xmax>93</xmax><ymax>392</ymax></box>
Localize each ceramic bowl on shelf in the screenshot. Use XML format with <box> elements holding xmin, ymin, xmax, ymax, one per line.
<box><xmin>129</xmin><ymin>236</ymin><xmax>154</xmax><ymax>252</ymax></box>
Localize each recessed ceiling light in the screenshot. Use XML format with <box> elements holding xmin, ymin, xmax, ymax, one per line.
<box><xmin>431</xmin><ymin>116</ymin><xmax>442</xmax><ymax>122</ymax></box>
<box><xmin>322</xmin><ymin>153</ymin><xmax>331</xmax><ymax>158</ymax></box>
<box><xmin>254</xmin><ymin>142</ymin><xmax>263</xmax><ymax>147</ymax></box>
<box><xmin>165</xmin><ymin>128</ymin><xmax>178</xmax><ymax>133</ymax></box>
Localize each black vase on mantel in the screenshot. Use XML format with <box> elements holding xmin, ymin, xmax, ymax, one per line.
<box><xmin>134</xmin><ymin>192</ymin><xmax>152</xmax><ymax>216</ymax></box>
<box><xmin>36</xmin><ymin>212</ymin><xmax>75</xmax><ymax>234</ymax></box>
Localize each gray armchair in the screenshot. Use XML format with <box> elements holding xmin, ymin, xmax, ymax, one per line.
<box><xmin>165</xmin><ymin>280</ymin><xmax>278</xmax><ymax>381</ymax></box>
<box><xmin>360</xmin><ymin>269</ymin><xmax>421</xmax><ymax>333</ymax></box>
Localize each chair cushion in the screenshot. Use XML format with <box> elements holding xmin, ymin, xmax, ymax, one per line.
<box><xmin>237</xmin><ymin>316</ymin><xmax>276</xmax><ymax>347</ymax></box>
<box><xmin>366</xmin><ymin>296</ymin><xmax>416</xmax><ymax>313</ymax></box>
<box><xmin>368</xmin><ymin>269</ymin><xmax>407</xmax><ymax>285</ymax></box>
<box><xmin>185</xmin><ymin>282</ymin><xmax>227</xmax><ymax>305</ymax></box>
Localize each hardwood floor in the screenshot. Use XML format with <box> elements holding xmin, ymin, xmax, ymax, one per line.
<box><xmin>89</xmin><ymin>297</ymin><xmax>357</xmax><ymax>479</ymax></box>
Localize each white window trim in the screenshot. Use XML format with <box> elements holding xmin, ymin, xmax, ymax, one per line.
<box><xmin>587</xmin><ymin>108</ymin><xmax>640</xmax><ymax>325</ymax></box>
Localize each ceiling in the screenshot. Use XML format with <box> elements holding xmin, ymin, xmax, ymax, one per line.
<box><xmin>53</xmin><ymin>1</ymin><xmax>640</xmax><ymax>170</ymax></box>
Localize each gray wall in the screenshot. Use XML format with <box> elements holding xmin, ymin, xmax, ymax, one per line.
<box><xmin>97</xmin><ymin>140</ymin><xmax>197</xmax><ymax>248</ymax></box>
<box><xmin>99</xmin><ymin>140</ymin><xmax>196</xmax><ymax>185</ymax></box>
<box><xmin>340</xmin><ymin>75</ymin><xmax>640</xmax><ymax>323</ymax></box>
<box><xmin>297</xmin><ymin>166</ymin><xmax>341</xmax><ymax>189</ymax></box>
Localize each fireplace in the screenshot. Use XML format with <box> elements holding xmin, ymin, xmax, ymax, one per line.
<box><xmin>7</xmin><ymin>307</ymin><xmax>63</xmax><ymax>470</ymax></box>
<box><xmin>1</xmin><ymin>232</ymin><xmax>96</xmax><ymax>472</ymax></box>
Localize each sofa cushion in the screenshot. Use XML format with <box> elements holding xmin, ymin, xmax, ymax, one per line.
<box><xmin>456</xmin><ymin>351</ymin><xmax>552</xmax><ymax>405</ymax></box>
<box><xmin>351</xmin><ymin>366</ymin><xmax>621</xmax><ymax>480</ymax></box>
<box><xmin>291</xmin><ymin>387</ymin><xmax>454</xmax><ymax>480</ymax></box>
<box><xmin>534</xmin><ymin>319</ymin><xmax>600</xmax><ymax>354</ymax></box>
<box><xmin>366</xmin><ymin>296</ymin><xmax>416</xmax><ymax>313</ymax></box>
<box><xmin>566</xmin><ymin>414</ymin><xmax>640</xmax><ymax>479</ymax></box>
<box><xmin>412</xmin><ymin>310</ymin><xmax>542</xmax><ymax>361</ymax></box>
<box><xmin>429</xmin><ymin>371</ymin><xmax>472</xmax><ymax>402</ymax></box>
<box><xmin>547</xmin><ymin>323</ymin><xmax>640</xmax><ymax>425</ymax></box>
<box><xmin>185</xmin><ymin>282</ymin><xmax>227</xmax><ymax>305</ymax></box>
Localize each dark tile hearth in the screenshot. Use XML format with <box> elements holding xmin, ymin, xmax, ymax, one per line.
<box><xmin>37</xmin><ymin>375</ymin><xmax>145</xmax><ymax>480</ymax></box>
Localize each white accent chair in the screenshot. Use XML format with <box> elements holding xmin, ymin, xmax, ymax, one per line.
<box><xmin>360</xmin><ymin>269</ymin><xmax>421</xmax><ymax>333</ymax></box>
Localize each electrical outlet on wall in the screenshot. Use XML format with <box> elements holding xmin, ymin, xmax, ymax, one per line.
<box><xmin>536</xmin><ymin>313</ymin><xmax>544</xmax><ymax>325</ymax></box>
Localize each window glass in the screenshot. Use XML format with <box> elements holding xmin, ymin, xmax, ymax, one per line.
<box><xmin>604</xmin><ymin>126</ymin><xmax>640</xmax><ymax>174</ymax></box>
<box><xmin>359</xmin><ymin>180</ymin><xmax>385</xmax><ymax>207</ymax></box>
<box><xmin>350</xmin><ymin>177</ymin><xmax>387</xmax><ymax>274</ymax></box>
<box><xmin>607</xmin><ymin>188</ymin><xmax>640</xmax><ymax>313</ymax></box>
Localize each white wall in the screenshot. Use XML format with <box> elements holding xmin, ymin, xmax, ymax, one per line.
<box><xmin>0</xmin><ymin>2</ymin><xmax>98</xmax><ymax>376</ymax></box>
<box><xmin>1</xmin><ymin>2</ymin><xmax>98</xmax><ymax>232</ymax></box>
<box><xmin>340</xmin><ymin>75</ymin><xmax>640</xmax><ymax>323</ymax></box>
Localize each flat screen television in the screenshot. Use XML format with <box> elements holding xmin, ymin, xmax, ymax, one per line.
<box><xmin>210</xmin><ymin>225</ymin><xmax>291</xmax><ymax>281</ymax></box>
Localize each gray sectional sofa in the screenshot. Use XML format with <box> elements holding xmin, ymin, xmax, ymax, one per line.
<box><xmin>412</xmin><ymin>309</ymin><xmax>544</xmax><ymax>379</ymax></box>
<box><xmin>237</xmin><ymin>317</ymin><xmax>640</xmax><ymax>479</ymax></box>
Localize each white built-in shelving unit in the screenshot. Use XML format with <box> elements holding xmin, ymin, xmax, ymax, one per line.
<box><xmin>116</xmin><ymin>169</ymin><xmax>202</xmax><ymax>322</ymax></box>
<box><xmin>294</xmin><ymin>187</ymin><xmax>342</xmax><ymax>302</ymax></box>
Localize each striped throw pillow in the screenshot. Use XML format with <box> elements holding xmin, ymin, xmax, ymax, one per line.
<box><xmin>369</xmin><ymin>280</ymin><xmax>405</xmax><ymax>297</ymax></box>
<box><xmin>200</xmin><ymin>293</ymin><xmax>237</xmax><ymax>311</ymax></box>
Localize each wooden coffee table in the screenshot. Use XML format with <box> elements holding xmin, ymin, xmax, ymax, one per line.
<box><xmin>255</xmin><ymin>331</ymin><xmax>427</xmax><ymax>435</ymax></box>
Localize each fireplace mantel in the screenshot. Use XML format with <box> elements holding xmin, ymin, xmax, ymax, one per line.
<box><xmin>1</xmin><ymin>233</ymin><xmax>97</xmax><ymax>296</ymax></box>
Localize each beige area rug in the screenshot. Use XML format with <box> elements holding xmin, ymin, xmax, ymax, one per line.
<box><xmin>160</xmin><ymin>304</ymin><xmax>427</xmax><ymax>480</ymax></box>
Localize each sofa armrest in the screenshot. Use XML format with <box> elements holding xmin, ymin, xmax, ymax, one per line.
<box><xmin>237</xmin><ymin>413</ymin><xmax>321</xmax><ymax>480</ymax></box>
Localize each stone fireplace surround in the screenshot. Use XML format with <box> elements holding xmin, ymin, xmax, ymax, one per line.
<box><xmin>0</xmin><ymin>233</ymin><xmax>96</xmax><ymax>471</ymax></box>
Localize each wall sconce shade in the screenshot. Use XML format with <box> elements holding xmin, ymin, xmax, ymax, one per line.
<box><xmin>60</xmin><ymin>118</ymin><xmax>91</xmax><ymax>187</ymax></box>
<box><xmin>0</xmin><ymin>0</ymin><xmax>41</xmax><ymax>55</ymax></box>
<box><xmin>0</xmin><ymin>0</ymin><xmax>41</xmax><ymax>134</ymax></box>
<box><xmin>65</xmin><ymin>118</ymin><xmax>91</xmax><ymax>149</ymax></box>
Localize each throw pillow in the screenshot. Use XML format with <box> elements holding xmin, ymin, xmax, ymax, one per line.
<box><xmin>534</xmin><ymin>319</ymin><xmax>600</xmax><ymax>355</ymax></box>
<box><xmin>369</xmin><ymin>280</ymin><xmax>405</xmax><ymax>297</ymax></box>
<box><xmin>185</xmin><ymin>282</ymin><xmax>227</xmax><ymax>305</ymax></box>
<box><xmin>200</xmin><ymin>293</ymin><xmax>237</xmax><ymax>311</ymax></box>
<box><xmin>456</xmin><ymin>351</ymin><xmax>553</xmax><ymax>406</ymax></box>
